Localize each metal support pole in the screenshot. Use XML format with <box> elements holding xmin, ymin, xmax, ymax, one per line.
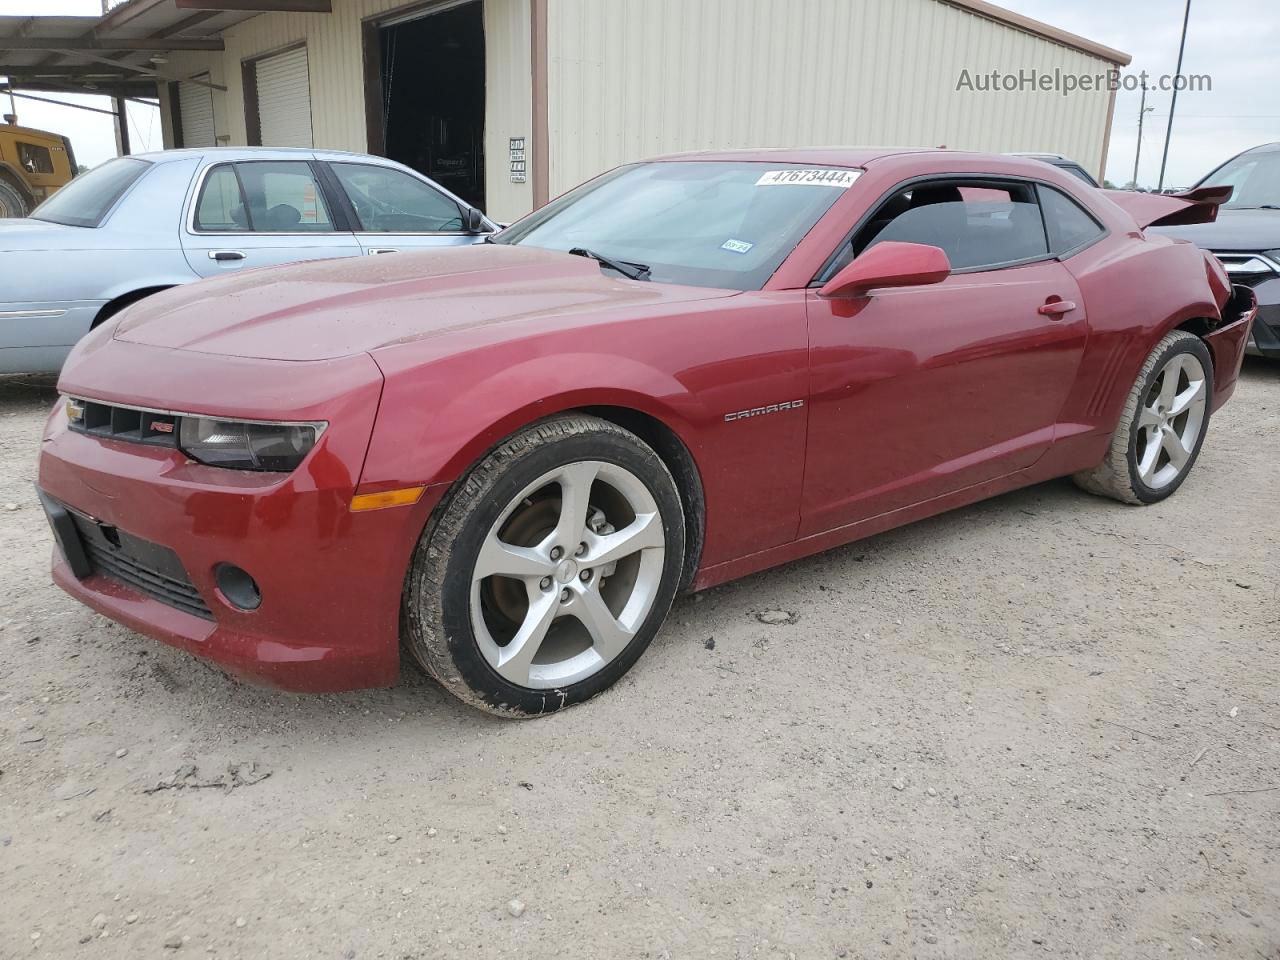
<box><xmin>113</xmin><ymin>97</ymin><xmax>130</xmax><ymax>156</ymax></box>
<box><xmin>1132</xmin><ymin>83</ymin><xmax>1152</xmax><ymax>188</ymax></box>
<box><xmin>1157</xmin><ymin>0</ymin><xmax>1192</xmax><ymax>191</ymax></box>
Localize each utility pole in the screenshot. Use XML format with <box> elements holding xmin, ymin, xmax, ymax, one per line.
<box><xmin>1132</xmin><ymin>82</ymin><xmax>1154</xmax><ymax>188</ymax></box>
<box><xmin>1157</xmin><ymin>0</ymin><xmax>1193</xmax><ymax>191</ymax></box>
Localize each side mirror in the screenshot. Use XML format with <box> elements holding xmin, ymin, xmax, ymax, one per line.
<box><xmin>819</xmin><ymin>241</ymin><xmax>951</xmax><ymax>298</ymax></box>
<box><xmin>465</xmin><ymin>206</ymin><xmax>486</xmax><ymax>233</ymax></box>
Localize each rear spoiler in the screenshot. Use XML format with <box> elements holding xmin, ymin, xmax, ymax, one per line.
<box><xmin>1101</xmin><ymin>185</ymin><xmax>1234</xmax><ymax>229</ymax></box>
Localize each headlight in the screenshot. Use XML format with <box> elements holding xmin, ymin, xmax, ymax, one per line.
<box><xmin>179</xmin><ymin>417</ymin><xmax>326</xmax><ymax>472</ymax></box>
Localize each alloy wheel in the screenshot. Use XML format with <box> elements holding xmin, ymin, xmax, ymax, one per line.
<box><xmin>470</xmin><ymin>460</ymin><xmax>666</xmax><ymax>689</ymax></box>
<box><xmin>1135</xmin><ymin>352</ymin><xmax>1208</xmax><ymax>490</ymax></box>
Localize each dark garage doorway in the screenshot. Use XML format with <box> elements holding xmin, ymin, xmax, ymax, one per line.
<box><xmin>369</xmin><ymin>1</ymin><xmax>486</xmax><ymax>210</ymax></box>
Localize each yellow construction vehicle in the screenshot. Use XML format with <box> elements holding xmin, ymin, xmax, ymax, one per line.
<box><xmin>0</xmin><ymin>119</ymin><xmax>77</xmax><ymax>218</ymax></box>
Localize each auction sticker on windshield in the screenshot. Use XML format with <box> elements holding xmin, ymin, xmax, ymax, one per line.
<box><xmin>755</xmin><ymin>169</ymin><xmax>860</xmax><ymax>188</ymax></box>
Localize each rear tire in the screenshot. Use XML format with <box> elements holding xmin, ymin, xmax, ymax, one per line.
<box><xmin>1073</xmin><ymin>330</ymin><xmax>1213</xmax><ymax>505</ymax></box>
<box><xmin>0</xmin><ymin>177</ymin><xmax>30</xmax><ymax>218</ymax></box>
<box><xmin>403</xmin><ymin>414</ymin><xmax>686</xmax><ymax>717</ymax></box>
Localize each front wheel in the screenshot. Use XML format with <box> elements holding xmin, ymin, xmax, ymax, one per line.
<box><xmin>1073</xmin><ymin>330</ymin><xmax>1213</xmax><ymax>504</ymax></box>
<box><xmin>404</xmin><ymin>414</ymin><xmax>686</xmax><ymax>716</ymax></box>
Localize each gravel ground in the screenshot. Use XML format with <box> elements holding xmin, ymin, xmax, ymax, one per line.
<box><xmin>1</xmin><ymin>365</ymin><xmax>1277</xmax><ymax>960</ymax></box>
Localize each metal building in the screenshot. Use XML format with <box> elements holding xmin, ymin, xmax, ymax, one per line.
<box><xmin>1</xmin><ymin>0</ymin><xmax>1129</xmax><ymax>224</ymax></box>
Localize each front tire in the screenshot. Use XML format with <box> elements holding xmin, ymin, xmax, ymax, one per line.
<box><xmin>1073</xmin><ymin>330</ymin><xmax>1213</xmax><ymax>504</ymax></box>
<box><xmin>404</xmin><ymin>414</ymin><xmax>686</xmax><ymax>717</ymax></box>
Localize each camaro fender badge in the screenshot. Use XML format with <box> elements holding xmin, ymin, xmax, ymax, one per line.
<box><xmin>723</xmin><ymin>399</ymin><xmax>805</xmax><ymax>423</ymax></box>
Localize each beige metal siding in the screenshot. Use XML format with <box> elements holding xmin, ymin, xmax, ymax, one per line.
<box><xmin>546</xmin><ymin>0</ymin><xmax>1119</xmax><ymax>196</ymax></box>
<box><xmin>162</xmin><ymin>0</ymin><xmax>534</xmax><ymax>223</ymax></box>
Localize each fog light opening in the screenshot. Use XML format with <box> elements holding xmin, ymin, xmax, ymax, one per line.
<box><xmin>214</xmin><ymin>564</ymin><xmax>261</xmax><ymax>611</ymax></box>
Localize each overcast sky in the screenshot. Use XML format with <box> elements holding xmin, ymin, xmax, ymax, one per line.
<box><xmin>2</xmin><ymin>0</ymin><xmax>1276</xmax><ymax>187</ymax></box>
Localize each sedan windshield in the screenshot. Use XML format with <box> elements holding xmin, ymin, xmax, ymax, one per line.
<box><xmin>1200</xmin><ymin>149</ymin><xmax>1280</xmax><ymax>209</ymax></box>
<box><xmin>496</xmin><ymin>161</ymin><xmax>860</xmax><ymax>289</ymax></box>
<box><xmin>30</xmin><ymin>157</ymin><xmax>151</xmax><ymax>227</ymax></box>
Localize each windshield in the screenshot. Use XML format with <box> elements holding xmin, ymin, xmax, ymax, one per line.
<box><xmin>30</xmin><ymin>157</ymin><xmax>151</xmax><ymax>227</ymax></box>
<box><xmin>1199</xmin><ymin>149</ymin><xmax>1280</xmax><ymax>209</ymax></box>
<box><xmin>495</xmin><ymin>161</ymin><xmax>860</xmax><ymax>289</ymax></box>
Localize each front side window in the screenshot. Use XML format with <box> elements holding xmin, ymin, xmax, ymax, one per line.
<box><xmin>18</xmin><ymin>142</ymin><xmax>54</xmax><ymax>174</ymax></box>
<box><xmin>832</xmin><ymin>180</ymin><xmax>1049</xmax><ymax>275</ymax></box>
<box><xmin>1039</xmin><ymin>186</ymin><xmax>1104</xmax><ymax>254</ymax></box>
<box><xmin>194</xmin><ymin>161</ymin><xmax>333</xmax><ymax>232</ymax></box>
<box><xmin>496</xmin><ymin>161</ymin><xmax>860</xmax><ymax>290</ymax></box>
<box><xmin>1200</xmin><ymin>149</ymin><xmax>1280</xmax><ymax>209</ymax></box>
<box><xmin>330</xmin><ymin>163</ymin><xmax>464</xmax><ymax>232</ymax></box>
<box><xmin>30</xmin><ymin>157</ymin><xmax>150</xmax><ymax>228</ymax></box>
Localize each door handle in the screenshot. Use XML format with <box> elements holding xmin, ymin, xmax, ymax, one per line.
<box><xmin>208</xmin><ymin>250</ymin><xmax>246</xmax><ymax>262</ymax></box>
<box><xmin>367</xmin><ymin>248</ymin><xmax>400</xmax><ymax>255</ymax></box>
<box><xmin>1038</xmin><ymin>299</ymin><xmax>1077</xmax><ymax>318</ymax></box>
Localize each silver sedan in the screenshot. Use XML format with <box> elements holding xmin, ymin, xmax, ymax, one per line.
<box><xmin>0</xmin><ymin>147</ymin><xmax>497</xmax><ymax>374</ymax></box>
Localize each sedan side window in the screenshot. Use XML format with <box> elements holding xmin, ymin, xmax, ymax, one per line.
<box><xmin>194</xmin><ymin>161</ymin><xmax>334</xmax><ymax>233</ymax></box>
<box><xmin>330</xmin><ymin>163</ymin><xmax>465</xmax><ymax>233</ymax></box>
<box><xmin>829</xmin><ymin>180</ymin><xmax>1050</xmax><ymax>276</ymax></box>
<box><xmin>1038</xmin><ymin>186</ymin><xmax>1105</xmax><ymax>255</ymax></box>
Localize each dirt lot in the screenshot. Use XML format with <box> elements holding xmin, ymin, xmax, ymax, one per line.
<box><xmin>1</xmin><ymin>365</ymin><xmax>1277</xmax><ymax>960</ymax></box>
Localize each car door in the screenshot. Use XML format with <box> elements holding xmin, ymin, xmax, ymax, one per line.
<box><xmin>800</xmin><ymin>177</ymin><xmax>1089</xmax><ymax>536</ymax></box>
<box><xmin>321</xmin><ymin>161</ymin><xmax>484</xmax><ymax>256</ymax></box>
<box><xmin>181</xmin><ymin>159</ymin><xmax>361</xmax><ymax>278</ymax></box>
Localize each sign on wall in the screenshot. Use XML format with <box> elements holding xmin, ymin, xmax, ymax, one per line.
<box><xmin>509</xmin><ymin>137</ymin><xmax>527</xmax><ymax>183</ymax></box>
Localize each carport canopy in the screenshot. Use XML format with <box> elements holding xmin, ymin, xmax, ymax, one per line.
<box><xmin>0</xmin><ymin>1</ymin><xmax>332</xmax><ymax>128</ymax></box>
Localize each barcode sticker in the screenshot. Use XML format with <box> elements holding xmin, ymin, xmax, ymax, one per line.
<box><xmin>755</xmin><ymin>169</ymin><xmax>860</xmax><ymax>188</ymax></box>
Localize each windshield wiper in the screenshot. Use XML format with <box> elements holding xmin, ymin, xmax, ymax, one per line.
<box><xmin>568</xmin><ymin>247</ymin><xmax>650</xmax><ymax>281</ymax></box>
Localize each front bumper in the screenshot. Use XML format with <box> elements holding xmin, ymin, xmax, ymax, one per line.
<box><xmin>38</xmin><ymin>423</ymin><xmax>443</xmax><ymax>691</ymax></box>
<box><xmin>1245</xmin><ymin>297</ymin><xmax>1280</xmax><ymax>357</ymax></box>
<box><xmin>38</xmin><ymin>342</ymin><xmax>442</xmax><ymax>693</ymax></box>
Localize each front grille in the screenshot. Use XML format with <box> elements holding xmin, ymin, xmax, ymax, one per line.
<box><xmin>68</xmin><ymin>511</ymin><xmax>213</xmax><ymax>620</ymax></box>
<box><xmin>1212</xmin><ymin>252</ymin><xmax>1279</xmax><ymax>289</ymax></box>
<box><xmin>69</xmin><ymin>399</ymin><xmax>180</xmax><ymax>448</ymax></box>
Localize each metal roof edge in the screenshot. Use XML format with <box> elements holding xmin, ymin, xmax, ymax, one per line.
<box><xmin>939</xmin><ymin>0</ymin><xmax>1133</xmax><ymax>66</ymax></box>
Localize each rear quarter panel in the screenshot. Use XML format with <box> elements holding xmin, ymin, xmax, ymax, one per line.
<box><xmin>1040</xmin><ymin>231</ymin><xmax>1227</xmax><ymax>475</ymax></box>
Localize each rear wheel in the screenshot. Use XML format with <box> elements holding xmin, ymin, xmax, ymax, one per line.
<box><xmin>1073</xmin><ymin>330</ymin><xmax>1213</xmax><ymax>504</ymax></box>
<box><xmin>0</xmin><ymin>177</ymin><xmax>30</xmax><ymax>218</ymax></box>
<box><xmin>404</xmin><ymin>414</ymin><xmax>685</xmax><ymax>716</ymax></box>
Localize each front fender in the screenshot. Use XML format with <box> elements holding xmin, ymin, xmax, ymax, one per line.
<box><xmin>359</xmin><ymin>349</ymin><xmax>705</xmax><ymax>493</ymax></box>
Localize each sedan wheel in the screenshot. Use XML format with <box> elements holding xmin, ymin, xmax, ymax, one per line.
<box><xmin>1073</xmin><ymin>330</ymin><xmax>1214</xmax><ymax>504</ymax></box>
<box><xmin>404</xmin><ymin>414</ymin><xmax>685</xmax><ymax>716</ymax></box>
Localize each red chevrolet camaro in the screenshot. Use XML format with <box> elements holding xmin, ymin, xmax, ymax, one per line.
<box><xmin>37</xmin><ymin>148</ymin><xmax>1255</xmax><ymax>716</ymax></box>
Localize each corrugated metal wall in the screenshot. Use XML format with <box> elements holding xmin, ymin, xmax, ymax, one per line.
<box><xmin>159</xmin><ymin>0</ymin><xmax>534</xmax><ymax>223</ymax></box>
<box><xmin>545</xmin><ymin>0</ymin><xmax>1118</xmax><ymax>197</ymax></box>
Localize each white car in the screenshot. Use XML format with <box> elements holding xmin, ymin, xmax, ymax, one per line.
<box><xmin>0</xmin><ymin>147</ymin><xmax>497</xmax><ymax>374</ymax></box>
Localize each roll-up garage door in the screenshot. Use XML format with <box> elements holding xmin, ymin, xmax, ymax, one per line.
<box><xmin>178</xmin><ymin>76</ymin><xmax>216</xmax><ymax>148</ymax></box>
<box><xmin>254</xmin><ymin>46</ymin><xmax>313</xmax><ymax>147</ymax></box>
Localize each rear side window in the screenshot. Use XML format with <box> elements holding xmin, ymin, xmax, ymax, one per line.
<box><xmin>835</xmin><ymin>179</ymin><xmax>1049</xmax><ymax>274</ymax></box>
<box><xmin>330</xmin><ymin>163</ymin><xmax>464</xmax><ymax>232</ymax></box>
<box><xmin>18</xmin><ymin>142</ymin><xmax>54</xmax><ymax>174</ymax></box>
<box><xmin>1039</xmin><ymin>186</ymin><xmax>1105</xmax><ymax>254</ymax></box>
<box><xmin>194</xmin><ymin>161</ymin><xmax>334</xmax><ymax>232</ymax></box>
<box><xmin>29</xmin><ymin>157</ymin><xmax>150</xmax><ymax>228</ymax></box>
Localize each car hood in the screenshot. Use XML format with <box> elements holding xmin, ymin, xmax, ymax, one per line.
<box><xmin>1149</xmin><ymin>208</ymin><xmax>1280</xmax><ymax>251</ymax></box>
<box><xmin>112</xmin><ymin>245</ymin><xmax>739</xmax><ymax>361</ymax></box>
